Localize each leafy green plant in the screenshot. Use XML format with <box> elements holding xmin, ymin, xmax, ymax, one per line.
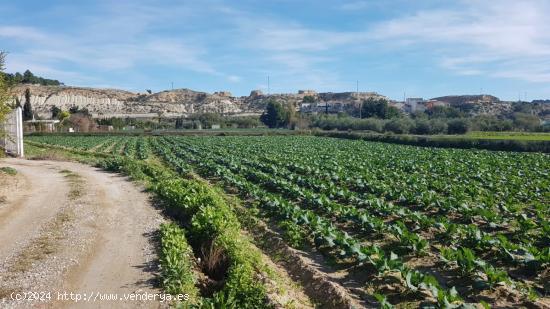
<box><xmin>159</xmin><ymin>223</ymin><xmax>198</xmax><ymax>299</ymax></box>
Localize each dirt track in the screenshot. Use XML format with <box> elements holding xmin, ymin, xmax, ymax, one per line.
<box><xmin>0</xmin><ymin>158</ymin><xmax>166</xmax><ymax>308</ymax></box>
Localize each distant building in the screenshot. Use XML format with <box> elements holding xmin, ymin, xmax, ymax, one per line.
<box><xmin>300</xmin><ymin>102</ymin><xmax>345</xmax><ymax>114</ymax></box>
<box><xmin>298</xmin><ymin>90</ymin><xmax>317</xmax><ymax>95</ymax></box>
<box><xmin>214</xmin><ymin>91</ymin><xmax>232</xmax><ymax>97</ymax></box>
<box><xmin>389</xmin><ymin>101</ymin><xmax>405</xmax><ymax>111</ymax></box>
<box><xmin>23</xmin><ymin>119</ymin><xmax>60</xmax><ymax>132</ymax></box>
<box><xmin>405</xmin><ymin>98</ymin><xmax>426</xmax><ymax>113</ymax></box>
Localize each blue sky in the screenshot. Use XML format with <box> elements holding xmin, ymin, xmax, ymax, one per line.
<box><xmin>1</xmin><ymin>0</ymin><xmax>550</xmax><ymax>100</ymax></box>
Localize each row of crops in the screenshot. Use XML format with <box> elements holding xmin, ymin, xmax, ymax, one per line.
<box><xmin>28</xmin><ymin>135</ymin><xmax>151</xmax><ymax>159</ymax></box>
<box><xmin>26</xmin><ymin>135</ymin><xmax>550</xmax><ymax>308</ymax></box>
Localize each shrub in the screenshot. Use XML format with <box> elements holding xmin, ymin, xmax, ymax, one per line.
<box><xmin>447</xmin><ymin>119</ymin><xmax>470</xmax><ymax>134</ymax></box>
<box><xmin>353</xmin><ymin>118</ymin><xmax>385</xmax><ymax>132</ymax></box>
<box><xmin>384</xmin><ymin>118</ymin><xmax>414</xmax><ymax>134</ymax></box>
<box><xmin>413</xmin><ymin>119</ymin><xmax>431</xmax><ymax>135</ymax></box>
<box><xmin>429</xmin><ymin>119</ymin><xmax>448</xmax><ymax>134</ymax></box>
<box><xmin>159</xmin><ymin>223</ymin><xmax>198</xmax><ymax>299</ymax></box>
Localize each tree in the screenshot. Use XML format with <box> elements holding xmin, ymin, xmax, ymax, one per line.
<box><xmin>413</xmin><ymin>119</ymin><xmax>431</xmax><ymax>135</ymax></box>
<box><xmin>23</xmin><ymin>70</ymin><xmax>34</xmax><ymax>83</ymax></box>
<box><xmin>58</xmin><ymin>110</ymin><xmax>70</xmax><ymax>122</ymax></box>
<box><xmin>429</xmin><ymin>119</ymin><xmax>448</xmax><ymax>134</ymax></box>
<box><xmin>68</xmin><ymin>105</ymin><xmax>90</xmax><ymax>116</ymax></box>
<box><xmin>447</xmin><ymin>119</ymin><xmax>470</xmax><ymax>134</ymax></box>
<box><xmin>513</xmin><ymin>113</ymin><xmax>540</xmax><ymax>131</ymax></box>
<box><xmin>386</xmin><ymin>106</ymin><xmax>400</xmax><ymax>119</ymax></box>
<box><xmin>302</xmin><ymin>95</ymin><xmax>315</xmax><ymax>103</ymax></box>
<box><xmin>51</xmin><ymin>105</ymin><xmax>62</xmax><ymax>119</ymax></box>
<box><xmin>0</xmin><ymin>52</ymin><xmax>11</xmax><ymax>124</ymax></box>
<box><xmin>360</xmin><ymin>98</ymin><xmax>399</xmax><ymax>119</ymax></box>
<box><xmin>23</xmin><ymin>88</ymin><xmax>33</xmax><ymax>120</ymax></box>
<box><xmin>426</xmin><ymin>106</ymin><xmax>463</xmax><ymax>118</ymax></box>
<box><xmin>68</xmin><ymin>114</ymin><xmax>93</xmax><ymax>132</ymax></box>
<box><xmin>260</xmin><ymin>100</ymin><xmax>291</xmax><ymax>128</ymax></box>
<box><xmin>384</xmin><ymin>118</ymin><xmax>414</xmax><ymax>134</ymax></box>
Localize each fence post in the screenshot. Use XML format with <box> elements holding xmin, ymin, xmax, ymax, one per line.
<box><xmin>1</xmin><ymin>107</ymin><xmax>24</xmax><ymax>158</ymax></box>
<box><xmin>16</xmin><ymin>107</ymin><xmax>24</xmax><ymax>157</ymax></box>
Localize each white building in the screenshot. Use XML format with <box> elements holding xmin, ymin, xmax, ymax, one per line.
<box><xmin>405</xmin><ymin>98</ymin><xmax>426</xmax><ymax>113</ymax></box>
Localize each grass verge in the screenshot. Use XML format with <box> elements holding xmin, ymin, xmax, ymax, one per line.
<box><xmin>98</xmin><ymin>157</ymin><xmax>271</xmax><ymax>308</ymax></box>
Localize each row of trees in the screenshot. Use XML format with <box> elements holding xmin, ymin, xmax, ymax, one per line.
<box><xmin>312</xmin><ymin>112</ymin><xmax>548</xmax><ymax>134</ymax></box>
<box><xmin>3</xmin><ymin>69</ymin><xmax>62</xmax><ymax>86</ymax></box>
<box><xmin>312</xmin><ymin>116</ymin><xmax>471</xmax><ymax>135</ymax></box>
<box><xmin>259</xmin><ymin>96</ymin><xmax>547</xmax><ymax>133</ymax></box>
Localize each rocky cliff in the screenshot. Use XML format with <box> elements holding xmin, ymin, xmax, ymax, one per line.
<box><xmin>10</xmin><ymin>85</ymin><xmax>386</xmax><ymax>119</ymax></box>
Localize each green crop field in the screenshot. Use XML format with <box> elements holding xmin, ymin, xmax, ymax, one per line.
<box><xmin>26</xmin><ymin>135</ymin><xmax>550</xmax><ymax>308</ymax></box>
<box><xmin>462</xmin><ymin>131</ymin><xmax>550</xmax><ymax>141</ymax></box>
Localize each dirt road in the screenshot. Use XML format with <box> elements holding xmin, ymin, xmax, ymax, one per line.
<box><xmin>0</xmin><ymin>158</ymin><xmax>166</xmax><ymax>308</ymax></box>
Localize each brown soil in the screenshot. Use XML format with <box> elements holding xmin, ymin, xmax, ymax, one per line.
<box><xmin>0</xmin><ymin>158</ymin><xmax>167</xmax><ymax>308</ymax></box>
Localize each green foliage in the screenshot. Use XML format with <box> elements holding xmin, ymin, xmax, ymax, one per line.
<box><xmin>312</xmin><ymin>115</ymin><xmax>384</xmax><ymax>132</ymax></box>
<box><xmin>278</xmin><ymin>220</ymin><xmax>306</xmax><ymax>248</ymax></box>
<box><xmin>412</xmin><ymin>119</ymin><xmax>448</xmax><ymax>135</ymax></box>
<box><xmin>260</xmin><ymin>100</ymin><xmax>293</xmax><ymax>128</ymax></box>
<box><xmin>23</xmin><ymin>88</ymin><xmax>33</xmax><ymax>120</ymax></box>
<box><xmin>3</xmin><ymin>69</ymin><xmax>61</xmax><ymax>86</ymax></box>
<box><xmin>302</xmin><ymin>95</ymin><xmax>315</xmax><ymax>103</ymax></box>
<box><xmin>69</xmin><ymin>105</ymin><xmax>90</xmax><ymax>116</ymax></box>
<box><xmin>513</xmin><ymin>113</ymin><xmax>541</xmax><ymax>132</ymax></box>
<box><xmin>384</xmin><ymin>118</ymin><xmax>414</xmax><ymax>134</ymax></box>
<box><xmin>0</xmin><ymin>166</ymin><xmax>17</xmax><ymax>175</ymax></box>
<box><xmin>426</xmin><ymin>106</ymin><xmax>464</xmax><ymax>118</ymax></box>
<box><xmin>159</xmin><ymin>222</ymin><xmax>198</xmax><ymax>299</ymax></box>
<box><xmin>0</xmin><ymin>52</ymin><xmax>11</xmax><ymax>123</ymax></box>
<box><xmin>28</xmin><ymin>135</ymin><xmax>550</xmax><ymax>307</ymax></box>
<box><xmin>361</xmin><ymin>97</ymin><xmax>399</xmax><ymax>119</ymax></box>
<box><xmin>446</xmin><ymin>118</ymin><xmax>470</xmax><ymax>134</ymax></box>
<box><xmin>97</xmin><ymin>155</ymin><xmax>269</xmax><ymax>308</ymax></box>
<box><xmin>374</xmin><ymin>293</ymin><xmax>394</xmax><ymax>308</ymax></box>
<box><xmin>50</xmin><ymin>105</ymin><xmax>62</xmax><ymax>119</ymax></box>
<box><xmin>470</xmin><ymin>115</ymin><xmax>513</xmax><ymax>132</ymax></box>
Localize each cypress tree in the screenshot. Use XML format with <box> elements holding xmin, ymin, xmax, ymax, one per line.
<box><xmin>23</xmin><ymin>88</ymin><xmax>33</xmax><ymax>120</ymax></box>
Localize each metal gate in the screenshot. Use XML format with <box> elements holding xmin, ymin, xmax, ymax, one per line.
<box><xmin>1</xmin><ymin>107</ymin><xmax>24</xmax><ymax>157</ymax></box>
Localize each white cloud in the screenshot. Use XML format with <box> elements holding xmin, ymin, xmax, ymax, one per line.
<box><xmin>3</xmin><ymin>0</ymin><xmax>550</xmax><ymax>93</ymax></box>
<box><xmin>0</xmin><ymin>26</ymin><xmax>49</xmax><ymax>42</ymax></box>
<box><xmin>0</xmin><ymin>2</ymin><xmax>225</xmax><ymax>86</ymax></box>
<box><xmin>368</xmin><ymin>0</ymin><xmax>550</xmax><ymax>82</ymax></box>
<box><xmin>227</xmin><ymin>75</ymin><xmax>241</xmax><ymax>82</ymax></box>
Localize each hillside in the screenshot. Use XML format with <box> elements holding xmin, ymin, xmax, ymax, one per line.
<box><xmin>10</xmin><ymin>85</ymin><xmax>386</xmax><ymax>119</ymax></box>
<box><xmin>431</xmin><ymin>95</ymin><xmax>501</xmax><ymax>106</ymax></box>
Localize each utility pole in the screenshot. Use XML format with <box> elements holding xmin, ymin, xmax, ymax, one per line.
<box><xmin>357</xmin><ymin>80</ymin><xmax>362</xmax><ymax>119</ymax></box>
<box><xmin>171</xmin><ymin>82</ymin><xmax>174</xmax><ymax>90</ymax></box>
